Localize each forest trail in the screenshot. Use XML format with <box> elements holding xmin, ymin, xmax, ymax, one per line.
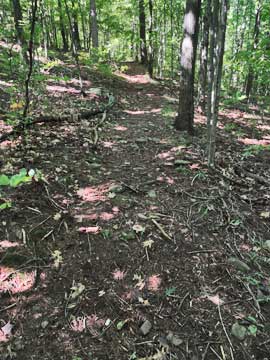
<box><xmin>1</xmin><ymin>64</ymin><xmax>270</xmax><ymax>360</ymax></box>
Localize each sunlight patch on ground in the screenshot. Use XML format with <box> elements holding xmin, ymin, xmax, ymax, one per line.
<box><xmin>257</xmin><ymin>125</ymin><xmax>270</xmax><ymax>131</ymax></box>
<box><xmin>0</xmin><ymin>120</ymin><xmax>13</xmax><ymax>133</ymax></box>
<box><xmin>194</xmin><ymin>113</ymin><xmax>206</xmax><ymax>124</ymax></box>
<box><xmin>238</xmin><ymin>137</ymin><xmax>270</xmax><ymax>146</ymax></box>
<box><xmin>70</xmin><ymin>315</ymin><xmax>105</xmax><ymax>335</ymax></box>
<box><xmin>77</xmin><ymin>182</ymin><xmax>113</xmax><ymax>202</ymax></box>
<box><xmin>156</xmin><ymin>145</ymin><xmax>186</xmax><ymax>160</ymax></box>
<box><xmin>0</xmin><ymin>266</ymin><xmax>36</xmax><ymax>294</ymax></box>
<box><xmin>115</xmin><ymin>72</ymin><xmax>150</xmax><ymax>84</ymax></box>
<box><xmin>114</xmin><ymin>125</ymin><xmax>128</xmax><ymax>131</ymax></box>
<box><xmin>0</xmin><ymin>139</ymin><xmax>21</xmax><ymax>149</ymax></box>
<box><xmin>124</xmin><ymin>108</ymin><xmax>161</xmax><ymax>115</ymax></box>
<box><xmin>101</xmin><ymin>141</ymin><xmax>117</xmax><ymax>149</ymax></box>
<box><xmin>75</xmin><ymin>207</ymin><xmax>120</xmax><ymax>223</ymax></box>
<box><xmin>0</xmin><ymin>241</ymin><xmax>20</xmax><ymax>249</ymax></box>
<box><xmin>78</xmin><ymin>226</ymin><xmax>100</xmax><ymax>234</ymax></box>
<box><xmin>46</xmin><ymin>84</ymin><xmax>80</xmax><ymax>95</ymax></box>
<box><xmin>0</xmin><ymin>80</ymin><xmax>14</xmax><ymax>87</ymax></box>
<box><xmin>157</xmin><ymin>176</ymin><xmax>175</xmax><ymax>185</ymax></box>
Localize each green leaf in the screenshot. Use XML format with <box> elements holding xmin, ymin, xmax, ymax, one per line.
<box><xmin>248</xmin><ymin>325</ymin><xmax>257</xmax><ymax>336</ymax></box>
<box><xmin>0</xmin><ymin>202</ymin><xmax>12</xmax><ymax>210</ymax></box>
<box><xmin>231</xmin><ymin>323</ymin><xmax>247</xmax><ymax>341</ymax></box>
<box><xmin>165</xmin><ymin>287</ymin><xmax>176</xmax><ymax>297</ymax></box>
<box><xmin>0</xmin><ymin>175</ymin><xmax>10</xmax><ymax>186</ymax></box>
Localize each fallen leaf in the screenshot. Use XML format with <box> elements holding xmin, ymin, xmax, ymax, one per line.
<box><xmin>112</xmin><ymin>269</ymin><xmax>126</xmax><ymax>280</ymax></box>
<box><xmin>207</xmin><ymin>294</ymin><xmax>224</xmax><ymax>306</ymax></box>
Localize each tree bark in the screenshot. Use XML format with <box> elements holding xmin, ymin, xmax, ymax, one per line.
<box><xmin>90</xmin><ymin>0</ymin><xmax>99</xmax><ymax>48</ymax></box>
<box><xmin>139</xmin><ymin>0</ymin><xmax>148</xmax><ymax>65</ymax></box>
<box><xmin>197</xmin><ymin>0</ymin><xmax>211</xmax><ymax>113</ymax></box>
<box><xmin>23</xmin><ymin>0</ymin><xmax>38</xmax><ymax>119</ymax></box>
<box><xmin>207</xmin><ymin>0</ymin><xmax>229</xmax><ymax>167</ymax></box>
<box><xmin>245</xmin><ymin>0</ymin><xmax>262</xmax><ymax>101</ymax></box>
<box><xmin>57</xmin><ymin>0</ymin><xmax>69</xmax><ymax>51</ymax></box>
<box><xmin>11</xmin><ymin>0</ymin><xmax>28</xmax><ymax>63</ymax></box>
<box><xmin>148</xmin><ymin>0</ymin><xmax>154</xmax><ymax>77</ymax></box>
<box><xmin>175</xmin><ymin>0</ymin><xmax>202</xmax><ymax>133</ymax></box>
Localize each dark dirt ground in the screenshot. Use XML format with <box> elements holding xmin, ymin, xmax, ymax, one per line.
<box><xmin>0</xmin><ymin>61</ymin><xmax>270</xmax><ymax>360</ymax></box>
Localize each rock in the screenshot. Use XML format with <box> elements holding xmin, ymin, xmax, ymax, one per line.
<box><xmin>41</xmin><ymin>320</ymin><xmax>49</xmax><ymax>329</ymax></box>
<box><xmin>263</xmin><ymin>240</ymin><xmax>270</xmax><ymax>251</ymax></box>
<box><xmin>231</xmin><ymin>322</ymin><xmax>247</xmax><ymax>341</ymax></box>
<box><xmin>109</xmin><ymin>184</ymin><xmax>124</xmax><ymax>194</ymax></box>
<box><xmin>88</xmin><ymin>162</ymin><xmax>102</xmax><ymax>169</ymax></box>
<box><xmin>228</xmin><ymin>257</ymin><xmax>250</xmax><ymax>272</ymax></box>
<box><xmin>140</xmin><ymin>320</ymin><xmax>152</xmax><ymax>336</ymax></box>
<box><xmin>166</xmin><ymin>331</ymin><xmax>183</xmax><ymax>347</ymax></box>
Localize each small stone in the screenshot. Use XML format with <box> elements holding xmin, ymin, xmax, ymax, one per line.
<box><xmin>228</xmin><ymin>257</ymin><xmax>250</xmax><ymax>272</ymax></box>
<box><xmin>140</xmin><ymin>320</ymin><xmax>152</xmax><ymax>336</ymax></box>
<box><xmin>41</xmin><ymin>320</ymin><xmax>49</xmax><ymax>329</ymax></box>
<box><xmin>231</xmin><ymin>322</ymin><xmax>247</xmax><ymax>341</ymax></box>
<box><xmin>166</xmin><ymin>331</ymin><xmax>183</xmax><ymax>347</ymax></box>
<box><xmin>88</xmin><ymin>163</ymin><xmax>101</xmax><ymax>169</ymax></box>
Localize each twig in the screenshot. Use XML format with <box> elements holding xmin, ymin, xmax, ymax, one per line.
<box><xmin>218</xmin><ymin>304</ymin><xmax>234</xmax><ymax>351</ymax></box>
<box><xmin>0</xmin><ymin>303</ymin><xmax>17</xmax><ymax>313</ymax></box>
<box><xmin>151</xmin><ymin>219</ymin><xmax>172</xmax><ymax>241</ymax></box>
<box><xmin>210</xmin><ymin>346</ymin><xmax>223</xmax><ymax>360</ymax></box>
<box><xmin>179</xmin><ymin>292</ymin><xmax>190</xmax><ymax>312</ymax></box>
<box><xmin>187</xmin><ymin>249</ymin><xmax>219</xmax><ymax>255</ymax></box>
<box><xmin>29</xmin><ymin>215</ymin><xmax>52</xmax><ymax>233</ymax></box>
<box><xmin>202</xmin><ymin>343</ymin><xmax>210</xmax><ymax>360</ymax></box>
<box><xmin>44</xmin><ymin>185</ymin><xmax>65</xmax><ymax>210</ymax></box>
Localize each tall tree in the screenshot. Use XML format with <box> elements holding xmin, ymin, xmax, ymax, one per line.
<box><xmin>148</xmin><ymin>0</ymin><xmax>154</xmax><ymax>77</ymax></box>
<box><xmin>23</xmin><ymin>0</ymin><xmax>38</xmax><ymax>118</ymax></box>
<box><xmin>197</xmin><ymin>0</ymin><xmax>211</xmax><ymax>113</ymax></box>
<box><xmin>175</xmin><ymin>0</ymin><xmax>202</xmax><ymax>133</ymax></box>
<box><xmin>139</xmin><ymin>0</ymin><xmax>148</xmax><ymax>65</ymax></box>
<box><xmin>207</xmin><ymin>0</ymin><xmax>229</xmax><ymax>166</ymax></box>
<box><xmin>90</xmin><ymin>0</ymin><xmax>99</xmax><ymax>48</ymax></box>
<box><xmin>11</xmin><ymin>0</ymin><xmax>28</xmax><ymax>63</ymax></box>
<box><xmin>57</xmin><ymin>0</ymin><xmax>69</xmax><ymax>51</ymax></box>
<box><xmin>245</xmin><ymin>0</ymin><xmax>263</xmax><ymax>101</ymax></box>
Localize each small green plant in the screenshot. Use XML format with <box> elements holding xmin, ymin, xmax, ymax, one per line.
<box><xmin>242</xmin><ymin>144</ymin><xmax>270</xmax><ymax>158</ymax></box>
<box><xmin>162</xmin><ymin>105</ymin><xmax>176</xmax><ymax>118</ymax></box>
<box><xmin>0</xmin><ymin>168</ymin><xmax>44</xmax><ymax>210</ymax></box>
<box><xmin>224</xmin><ymin>123</ymin><xmax>238</xmax><ymax>132</ymax></box>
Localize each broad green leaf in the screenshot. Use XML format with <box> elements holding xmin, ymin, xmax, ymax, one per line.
<box><xmin>0</xmin><ymin>175</ymin><xmax>10</xmax><ymax>186</ymax></box>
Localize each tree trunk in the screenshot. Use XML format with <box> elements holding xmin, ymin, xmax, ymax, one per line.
<box><xmin>207</xmin><ymin>0</ymin><xmax>229</xmax><ymax>167</ymax></box>
<box><xmin>175</xmin><ymin>0</ymin><xmax>202</xmax><ymax>133</ymax></box>
<box><xmin>90</xmin><ymin>0</ymin><xmax>99</xmax><ymax>48</ymax></box>
<box><xmin>197</xmin><ymin>0</ymin><xmax>211</xmax><ymax>113</ymax></box>
<box><xmin>57</xmin><ymin>0</ymin><xmax>69</xmax><ymax>51</ymax></box>
<box><xmin>148</xmin><ymin>0</ymin><xmax>154</xmax><ymax>77</ymax></box>
<box><xmin>71</xmin><ymin>0</ymin><xmax>81</xmax><ymax>51</ymax></box>
<box><xmin>79</xmin><ymin>0</ymin><xmax>87</xmax><ymax>49</ymax></box>
<box><xmin>12</xmin><ymin>0</ymin><xmax>28</xmax><ymax>63</ymax></box>
<box><xmin>64</xmin><ymin>0</ymin><xmax>85</xmax><ymax>95</ymax></box>
<box><xmin>23</xmin><ymin>0</ymin><xmax>38</xmax><ymax>119</ymax></box>
<box><xmin>245</xmin><ymin>0</ymin><xmax>262</xmax><ymax>101</ymax></box>
<box><xmin>139</xmin><ymin>0</ymin><xmax>148</xmax><ymax>65</ymax></box>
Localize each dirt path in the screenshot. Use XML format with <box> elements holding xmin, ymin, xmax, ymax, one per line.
<box><xmin>1</xmin><ymin>66</ymin><xmax>270</xmax><ymax>360</ymax></box>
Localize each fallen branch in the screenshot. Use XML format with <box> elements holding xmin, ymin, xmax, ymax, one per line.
<box><xmin>0</xmin><ymin>97</ymin><xmax>114</xmax><ymax>144</ymax></box>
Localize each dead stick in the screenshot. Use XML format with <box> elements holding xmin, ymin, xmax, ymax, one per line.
<box><xmin>151</xmin><ymin>219</ymin><xmax>172</xmax><ymax>241</ymax></box>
